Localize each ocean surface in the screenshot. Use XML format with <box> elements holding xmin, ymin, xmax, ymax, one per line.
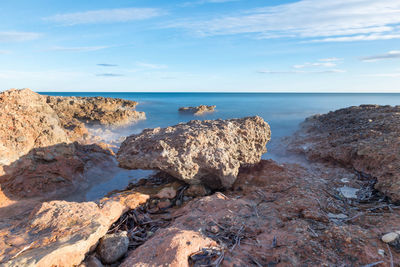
<box><xmin>40</xmin><ymin>92</ymin><xmax>400</xmax><ymax>200</ymax></box>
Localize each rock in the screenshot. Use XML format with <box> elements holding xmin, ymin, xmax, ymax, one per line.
<box><xmin>46</xmin><ymin>95</ymin><xmax>145</xmax><ymax>127</ymax></box>
<box><xmin>97</xmin><ymin>231</ymin><xmax>129</xmax><ymax>264</ymax></box>
<box><xmin>179</xmin><ymin>105</ymin><xmax>216</xmax><ymax>115</ymax></box>
<box><xmin>0</xmin><ymin>88</ymin><xmax>69</xmax><ymax>166</ymax></box>
<box><xmin>287</xmin><ymin>105</ymin><xmax>400</xmax><ymax>202</ymax></box>
<box><xmin>120</xmin><ymin>229</ymin><xmax>217</xmax><ymax>267</ymax></box>
<box><xmin>155</xmin><ymin>187</ymin><xmax>177</xmax><ymax>199</ymax></box>
<box><xmin>382</xmin><ymin>232</ymin><xmax>399</xmax><ymax>243</ymax></box>
<box><xmin>80</xmin><ymin>256</ymin><xmax>104</xmax><ymax>267</ymax></box>
<box><xmin>117</xmin><ymin>116</ymin><xmax>270</xmax><ymax>189</ymax></box>
<box><xmin>0</xmin><ymin>142</ymin><xmax>114</xmax><ymax>199</ymax></box>
<box><xmin>0</xmin><ymin>192</ymin><xmax>149</xmax><ymax>266</ymax></box>
<box><xmin>185</xmin><ymin>184</ymin><xmax>211</xmax><ymax>197</ymax></box>
<box><xmin>157</xmin><ymin>199</ymin><xmax>171</xmax><ymax>209</ymax></box>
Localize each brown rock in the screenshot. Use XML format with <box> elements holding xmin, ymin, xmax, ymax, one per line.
<box><xmin>0</xmin><ymin>88</ymin><xmax>69</xmax><ymax>166</ymax></box>
<box><xmin>97</xmin><ymin>231</ymin><xmax>129</xmax><ymax>264</ymax></box>
<box><xmin>155</xmin><ymin>187</ymin><xmax>177</xmax><ymax>199</ymax></box>
<box><xmin>288</xmin><ymin>105</ymin><xmax>400</xmax><ymax>202</ymax></box>
<box><xmin>178</xmin><ymin>105</ymin><xmax>216</xmax><ymax>115</ymax></box>
<box><xmin>185</xmin><ymin>184</ymin><xmax>210</xmax><ymax>197</ymax></box>
<box><xmin>120</xmin><ymin>229</ymin><xmax>217</xmax><ymax>267</ymax></box>
<box><xmin>1</xmin><ymin>191</ymin><xmax>149</xmax><ymax>266</ymax></box>
<box><xmin>117</xmin><ymin>116</ymin><xmax>271</xmax><ymax>189</ymax></box>
<box><xmin>46</xmin><ymin>95</ymin><xmax>145</xmax><ymax>127</ymax></box>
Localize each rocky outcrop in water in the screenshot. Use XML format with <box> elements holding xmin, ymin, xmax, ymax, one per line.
<box><xmin>117</xmin><ymin>116</ymin><xmax>270</xmax><ymax>189</ymax></box>
<box><xmin>0</xmin><ymin>89</ymin><xmax>70</xmax><ymax>167</ymax></box>
<box><xmin>46</xmin><ymin>95</ymin><xmax>145</xmax><ymax>127</ymax></box>
<box><xmin>178</xmin><ymin>105</ymin><xmax>216</xmax><ymax>115</ymax></box>
<box><xmin>288</xmin><ymin>105</ymin><xmax>400</xmax><ymax>202</ymax></box>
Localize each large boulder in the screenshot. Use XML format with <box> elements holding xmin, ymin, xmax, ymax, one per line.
<box><xmin>178</xmin><ymin>105</ymin><xmax>216</xmax><ymax>115</ymax></box>
<box><xmin>288</xmin><ymin>105</ymin><xmax>400</xmax><ymax>202</ymax></box>
<box><xmin>0</xmin><ymin>192</ymin><xmax>149</xmax><ymax>266</ymax></box>
<box><xmin>45</xmin><ymin>95</ymin><xmax>145</xmax><ymax>126</ymax></box>
<box><xmin>117</xmin><ymin>116</ymin><xmax>270</xmax><ymax>189</ymax></box>
<box><xmin>0</xmin><ymin>89</ymin><xmax>69</xmax><ymax>166</ymax></box>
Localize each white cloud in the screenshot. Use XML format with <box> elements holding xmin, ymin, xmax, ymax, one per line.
<box><xmin>44</xmin><ymin>8</ymin><xmax>164</xmax><ymax>26</ymax></box>
<box><xmin>136</xmin><ymin>62</ymin><xmax>168</xmax><ymax>69</ymax></box>
<box><xmin>361</xmin><ymin>50</ymin><xmax>400</xmax><ymax>62</ymax></box>
<box><xmin>47</xmin><ymin>46</ymin><xmax>110</xmax><ymax>52</ymax></box>
<box><xmin>293</xmin><ymin>62</ymin><xmax>337</xmax><ymax>69</ymax></box>
<box><xmin>258</xmin><ymin>69</ymin><xmax>345</xmax><ymax>74</ymax></box>
<box><xmin>0</xmin><ymin>32</ymin><xmax>41</xmax><ymax>42</ymax></box>
<box><xmin>168</xmin><ymin>0</ymin><xmax>400</xmax><ymax>42</ymax></box>
<box><xmin>0</xmin><ymin>50</ymin><xmax>11</xmax><ymax>54</ymax></box>
<box><xmin>181</xmin><ymin>0</ymin><xmax>239</xmax><ymax>7</ymax></box>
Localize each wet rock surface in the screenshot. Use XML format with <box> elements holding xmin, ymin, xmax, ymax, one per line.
<box><xmin>288</xmin><ymin>105</ymin><xmax>400</xmax><ymax>202</ymax></box>
<box><xmin>178</xmin><ymin>105</ymin><xmax>216</xmax><ymax>115</ymax></box>
<box><xmin>117</xmin><ymin>116</ymin><xmax>270</xmax><ymax>189</ymax></box>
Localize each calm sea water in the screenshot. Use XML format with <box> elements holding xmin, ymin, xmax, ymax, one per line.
<box><xmin>40</xmin><ymin>92</ymin><xmax>400</xmax><ymax>199</ymax></box>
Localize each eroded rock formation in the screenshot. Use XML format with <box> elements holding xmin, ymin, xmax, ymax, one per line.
<box><xmin>117</xmin><ymin>116</ymin><xmax>271</xmax><ymax>189</ymax></box>
<box><xmin>178</xmin><ymin>105</ymin><xmax>216</xmax><ymax>115</ymax></box>
<box><xmin>46</xmin><ymin>95</ymin><xmax>145</xmax><ymax>127</ymax></box>
<box><xmin>288</xmin><ymin>105</ymin><xmax>400</xmax><ymax>202</ymax></box>
<box><xmin>0</xmin><ymin>89</ymin><xmax>69</xmax><ymax>167</ymax></box>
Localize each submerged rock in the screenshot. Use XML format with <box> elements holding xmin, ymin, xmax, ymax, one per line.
<box><xmin>117</xmin><ymin>116</ymin><xmax>270</xmax><ymax>189</ymax></box>
<box><xmin>288</xmin><ymin>105</ymin><xmax>400</xmax><ymax>202</ymax></box>
<box><xmin>0</xmin><ymin>89</ymin><xmax>69</xmax><ymax>166</ymax></box>
<box><xmin>97</xmin><ymin>231</ymin><xmax>129</xmax><ymax>264</ymax></box>
<box><xmin>46</xmin><ymin>95</ymin><xmax>145</xmax><ymax>127</ymax></box>
<box><xmin>178</xmin><ymin>105</ymin><xmax>216</xmax><ymax>115</ymax></box>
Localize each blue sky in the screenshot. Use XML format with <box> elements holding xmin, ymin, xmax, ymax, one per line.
<box><xmin>0</xmin><ymin>0</ymin><xmax>400</xmax><ymax>92</ymax></box>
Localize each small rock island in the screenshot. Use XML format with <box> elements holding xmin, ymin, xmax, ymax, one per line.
<box><xmin>178</xmin><ymin>105</ymin><xmax>216</xmax><ymax>115</ymax></box>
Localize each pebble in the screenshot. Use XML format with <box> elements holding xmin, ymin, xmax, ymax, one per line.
<box><xmin>155</xmin><ymin>187</ymin><xmax>177</xmax><ymax>199</ymax></box>
<box><xmin>97</xmin><ymin>231</ymin><xmax>129</xmax><ymax>264</ymax></box>
<box><xmin>157</xmin><ymin>199</ymin><xmax>171</xmax><ymax>209</ymax></box>
<box><xmin>382</xmin><ymin>232</ymin><xmax>399</xmax><ymax>243</ymax></box>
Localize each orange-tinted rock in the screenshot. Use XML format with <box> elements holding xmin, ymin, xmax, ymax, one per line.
<box><xmin>121</xmin><ymin>229</ymin><xmax>217</xmax><ymax>267</ymax></box>
<box><xmin>0</xmin><ymin>89</ymin><xmax>69</xmax><ymax>166</ymax></box>
<box><xmin>288</xmin><ymin>105</ymin><xmax>400</xmax><ymax>202</ymax></box>
<box><xmin>178</xmin><ymin>105</ymin><xmax>216</xmax><ymax>115</ymax></box>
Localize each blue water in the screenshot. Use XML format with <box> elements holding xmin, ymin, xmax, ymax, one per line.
<box><xmin>40</xmin><ymin>92</ymin><xmax>400</xmax><ymax>199</ymax></box>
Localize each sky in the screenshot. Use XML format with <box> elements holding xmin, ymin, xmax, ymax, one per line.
<box><xmin>0</xmin><ymin>0</ymin><xmax>400</xmax><ymax>92</ymax></box>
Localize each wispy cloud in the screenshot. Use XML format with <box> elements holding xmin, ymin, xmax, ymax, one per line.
<box><xmin>136</xmin><ymin>62</ymin><xmax>168</xmax><ymax>69</ymax></box>
<box><xmin>258</xmin><ymin>69</ymin><xmax>345</xmax><ymax>74</ymax></box>
<box><xmin>181</xmin><ymin>0</ymin><xmax>239</xmax><ymax>7</ymax></box>
<box><xmin>0</xmin><ymin>31</ymin><xmax>41</xmax><ymax>42</ymax></box>
<box><xmin>96</xmin><ymin>73</ymin><xmax>124</xmax><ymax>77</ymax></box>
<box><xmin>47</xmin><ymin>46</ymin><xmax>110</xmax><ymax>52</ymax></box>
<box><xmin>361</xmin><ymin>51</ymin><xmax>400</xmax><ymax>62</ymax></box>
<box><xmin>168</xmin><ymin>0</ymin><xmax>400</xmax><ymax>42</ymax></box>
<box><xmin>44</xmin><ymin>8</ymin><xmax>164</xmax><ymax>26</ymax></box>
<box><xmin>97</xmin><ymin>63</ymin><xmax>118</xmax><ymax>67</ymax></box>
<box><xmin>293</xmin><ymin>62</ymin><xmax>337</xmax><ymax>69</ymax></box>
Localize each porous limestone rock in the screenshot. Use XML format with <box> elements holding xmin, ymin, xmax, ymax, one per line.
<box><xmin>0</xmin><ymin>89</ymin><xmax>69</xmax><ymax>166</ymax></box>
<box><xmin>178</xmin><ymin>105</ymin><xmax>216</xmax><ymax>115</ymax></box>
<box><xmin>0</xmin><ymin>192</ymin><xmax>149</xmax><ymax>267</ymax></box>
<box><xmin>46</xmin><ymin>95</ymin><xmax>145</xmax><ymax>126</ymax></box>
<box><xmin>117</xmin><ymin>116</ymin><xmax>270</xmax><ymax>189</ymax></box>
<box><xmin>288</xmin><ymin>105</ymin><xmax>400</xmax><ymax>202</ymax></box>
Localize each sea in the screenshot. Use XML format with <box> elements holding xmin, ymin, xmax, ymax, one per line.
<box><xmin>40</xmin><ymin>92</ymin><xmax>400</xmax><ymax>200</ymax></box>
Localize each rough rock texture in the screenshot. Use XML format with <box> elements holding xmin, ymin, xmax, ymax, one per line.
<box><xmin>0</xmin><ymin>89</ymin><xmax>69</xmax><ymax>166</ymax></box>
<box><xmin>287</xmin><ymin>105</ymin><xmax>400</xmax><ymax>202</ymax></box>
<box><xmin>0</xmin><ymin>142</ymin><xmax>114</xmax><ymax>200</ymax></box>
<box><xmin>0</xmin><ymin>192</ymin><xmax>149</xmax><ymax>266</ymax></box>
<box><xmin>121</xmin><ymin>160</ymin><xmax>400</xmax><ymax>266</ymax></box>
<box><xmin>97</xmin><ymin>231</ymin><xmax>129</xmax><ymax>264</ymax></box>
<box><xmin>178</xmin><ymin>105</ymin><xmax>216</xmax><ymax>115</ymax></box>
<box><xmin>46</xmin><ymin>95</ymin><xmax>145</xmax><ymax>127</ymax></box>
<box><xmin>117</xmin><ymin>116</ymin><xmax>270</xmax><ymax>189</ymax></box>
<box><xmin>121</xmin><ymin>229</ymin><xmax>217</xmax><ymax>267</ymax></box>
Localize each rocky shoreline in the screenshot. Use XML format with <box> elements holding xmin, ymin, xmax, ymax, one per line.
<box><xmin>1</xmin><ymin>88</ymin><xmax>399</xmax><ymax>266</ymax></box>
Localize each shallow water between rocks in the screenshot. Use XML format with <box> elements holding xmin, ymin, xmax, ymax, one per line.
<box><xmin>41</xmin><ymin>92</ymin><xmax>400</xmax><ymax>200</ymax></box>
